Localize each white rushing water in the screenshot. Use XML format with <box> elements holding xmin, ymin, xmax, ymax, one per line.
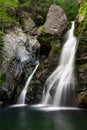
<box><xmin>17</xmin><ymin>62</ymin><xmax>39</xmax><ymax>104</ymax></box>
<box><xmin>42</xmin><ymin>21</ymin><xmax>77</xmax><ymax>106</ymax></box>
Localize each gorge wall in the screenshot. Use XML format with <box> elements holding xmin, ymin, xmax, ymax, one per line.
<box><xmin>0</xmin><ymin>1</ymin><xmax>87</xmax><ymax>108</ymax></box>
<box><xmin>76</xmin><ymin>0</ymin><xmax>87</xmax><ymax>108</ymax></box>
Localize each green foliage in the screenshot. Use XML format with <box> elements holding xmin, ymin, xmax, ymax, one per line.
<box><xmin>0</xmin><ymin>0</ymin><xmax>79</xmax><ymax>28</ymax></box>
<box><xmin>19</xmin><ymin>0</ymin><xmax>31</xmax><ymax>9</ymax></box>
<box><xmin>51</xmin><ymin>42</ymin><xmax>61</xmax><ymax>54</ymax></box>
<box><xmin>39</xmin><ymin>35</ymin><xmax>61</xmax><ymax>54</ymax></box>
<box><xmin>0</xmin><ymin>31</ymin><xmax>3</xmax><ymax>49</ymax></box>
<box><xmin>39</xmin><ymin>35</ymin><xmax>56</xmax><ymax>43</ymax></box>
<box><xmin>75</xmin><ymin>1</ymin><xmax>87</xmax><ymax>36</ymax></box>
<box><xmin>45</xmin><ymin>0</ymin><xmax>79</xmax><ymax>20</ymax></box>
<box><xmin>0</xmin><ymin>31</ymin><xmax>4</xmax><ymax>64</ymax></box>
<box><xmin>79</xmin><ymin>1</ymin><xmax>87</xmax><ymax>31</ymax></box>
<box><xmin>58</xmin><ymin>0</ymin><xmax>79</xmax><ymax>21</ymax></box>
<box><xmin>79</xmin><ymin>63</ymin><xmax>87</xmax><ymax>67</ymax></box>
<box><xmin>37</xmin><ymin>0</ymin><xmax>78</xmax><ymax>23</ymax></box>
<box><xmin>0</xmin><ymin>0</ymin><xmax>18</xmax><ymax>9</ymax></box>
<box><xmin>17</xmin><ymin>0</ymin><xmax>79</xmax><ymax>25</ymax></box>
<box><xmin>38</xmin><ymin>25</ymin><xmax>44</xmax><ymax>35</ymax></box>
<box><xmin>0</xmin><ymin>0</ymin><xmax>18</xmax><ymax>29</ymax></box>
<box><xmin>0</xmin><ymin>72</ymin><xmax>6</xmax><ymax>85</ymax></box>
<box><xmin>0</xmin><ymin>0</ymin><xmax>18</xmax><ymax>66</ymax></box>
<box><xmin>80</xmin><ymin>37</ymin><xmax>87</xmax><ymax>42</ymax></box>
<box><xmin>79</xmin><ymin>1</ymin><xmax>87</xmax><ymax>17</ymax></box>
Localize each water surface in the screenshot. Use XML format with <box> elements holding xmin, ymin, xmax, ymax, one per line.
<box><xmin>0</xmin><ymin>106</ymin><xmax>87</xmax><ymax>130</ymax></box>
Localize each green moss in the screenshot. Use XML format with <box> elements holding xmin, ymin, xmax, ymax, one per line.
<box><xmin>80</xmin><ymin>37</ymin><xmax>87</xmax><ymax>42</ymax></box>
<box><xmin>79</xmin><ymin>1</ymin><xmax>87</xmax><ymax>17</ymax></box>
<box><xmin>56</xmin><ymin>0</ymin><xmax>79</xmax><ymax>21</ymax></box>
<box><xmin>79</xmin><ymin>63</ymin><xmax>87</xmax><ymax>67</ymax></box>
<box><xmin>0</xmin><ymin>31</ymin><xmax>4</xmax><ymax>64</ymax></box>
<box><xmin>39</xmin><ymin>35</ymin><xmax>61</xmax><ymax>54</ymax></box>
<box><xmin>19</xmin><ymin>0</ymin><xmax>31</xmax><ymax>9</ymax></box>
<box><xmin>39</xmin><ymin>35</ymin><xmax>57</xmax><ymax>43</ymax></box>
<box><xmin>0</xmin><ymin>0</ymin><xmax>18</xmax><ymax>29</ymax></box>
<box><xmin>38</xmin><ymin>25</ymin><xmax>44</xmax><ymax>35</ymax></box>
<box><xmin>51</xmin><ymin>42</ymin><xmax>61</xmax><ymax>54</ymax></box>
<box><xmin>75</xmin><ymin>63</ymin><xmax>87</xmax><ymax>73</ymax></box>
<box><xmin>0</xmin><ymin>72</ymin><xmax>6</xmax><ymax>85</ymax></box>
<box><xmin>76</xmin><ymin>20</ymin><xmax>87</xmax><ymax>36</ymax></box>
<box><xmin>76</xmin><ymin>1</ymin><xmax>87</xmax><ymax>36</ymax></box>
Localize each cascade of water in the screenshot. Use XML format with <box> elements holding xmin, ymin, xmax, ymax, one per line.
<box><xmin>17</xmin><ymin>62</ymin><xmax>39</xmax><ymax>104</ymax></box>
<box><xmin>42</xmin><ymin>21</ymin><xmax>77</xmax><ymax>106</ymax></box>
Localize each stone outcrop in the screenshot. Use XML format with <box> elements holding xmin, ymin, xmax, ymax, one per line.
<box><xmin>27</xmin><ymin>5</ymin><xmax>68</xmax><ymax>104</ymax></box>
<box><xmin>0</xmin><ymin>23</ymin><xmax>40</xmax><ymax>105</ymax></box>
<box><xmin>2</xmin><ymin>26</ymin><xmax>27</xmax><ymax>72</ymax></box>
<box><xmin>44</xmin><ymin>5</ymin><xmax>68</xmax><ymax>37</ymax></box>
<box><xmin>20</xmin><ymin>11</ymin><xmax>37</xmax><ymax>35</ymax></box>
<box><xmin>0</xmin><ymin>5</ymin><xmax>68</xmax><ymax>106</ymax></box>
<box><xmin>77</xmin><ymin>90</ymin><xmax>87</xmax><ymax>108</ymax></box>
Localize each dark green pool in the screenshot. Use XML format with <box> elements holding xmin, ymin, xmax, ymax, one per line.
<box><xmin>0</xmin><ymin>105</ymin><xmax>87</xmax><ymax>130</ymax></box>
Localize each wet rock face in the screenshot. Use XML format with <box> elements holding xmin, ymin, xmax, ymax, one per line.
<box><xmin>76</xmin><ymin>34</ymin><xmax>87</xmax><ymax>108</ymax></box>
<box><xmin>77</xmin><ymin>37</ymin><xmax>87</xmax><ymax>89</ymax></box>
<box><xmin>0</xmin><ymin>5</ymin><xmax>68</xmax><ymax>106</ymax></box>
<box><xmin>44</xmin><ymin>5</ymin><xmax>68</xmax><ymax>37</ymax></box>
<box><xmin>0</xmin><ymin>24</ymin><xmax>40</xmax><ymax>106</ymax></box>
<box><xmin>25</xmin><ymin>5</ymin><xmax>68</xmax><ymax>104</ymax></box>
<box><xmin>76</xmin><ymin>1</ymin><xmax>87</xmax><ymax>108</ymax></box>
<box><xmin>77</xmin><ymin>90</ymin><xmax>87</xmax><ymax>108</ymax></box>
<box><xmin>78</xmin><ymin>66</ymin><xmax>87</xmax><ymax>88</ymax></box>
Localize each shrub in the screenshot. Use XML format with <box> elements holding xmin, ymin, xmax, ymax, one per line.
<box><xmin>0</xmin><ymin>0</ymin><xmax>18</xmax><ymax>29</ymax></box>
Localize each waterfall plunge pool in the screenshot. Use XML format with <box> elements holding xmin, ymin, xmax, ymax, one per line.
<box><xmin>0</xmin><ymin>105</ymin><xmax>87</xmax><ymax>130</ymax></box>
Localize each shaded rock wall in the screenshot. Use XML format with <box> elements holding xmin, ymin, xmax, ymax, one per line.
<box><xmin>76</xmin><ymin>0</ymin><xmax>87</xmax><ymax>108</ymax></box>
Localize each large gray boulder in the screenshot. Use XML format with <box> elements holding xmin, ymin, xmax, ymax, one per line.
<box><xmin>44</xmin><ymin>5</ymin><xmax>68</xmax><ymax>37</ymax></box>
<box><xmin>2</xmin><ymin>26</ymin><xmax>27</xmax><ymax>71</ymax></box>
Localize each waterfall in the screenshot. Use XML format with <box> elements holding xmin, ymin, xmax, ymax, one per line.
<box><xmin>17</xmin><ymin>62</ymin><xmax>39</xmax><ymax>104</ymax></box>
<box><xmin>42</xmin><ymin>21</ymin><xmax>77</xmax><ymax>107</ymax></box>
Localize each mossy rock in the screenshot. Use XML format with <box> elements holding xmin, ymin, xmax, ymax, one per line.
<box><xmin>76</xmin><ymin>1</ymin><xmax>87</xmax><ymax>36</ymax></box>
<box><xmin>0</xmin><ymin>72</ymin><xmax>6</xmax><ymax>85</ymax></box>
<box><xmin>38</xmin><ymin>34</ymin><xmax>61</xmax><ymax>57</ymax></box>
<box><xmin>51</xmin><ymin>41</ymin><xmax>61</xmax><ymax>54</ymax></box>
<box><xmin>0</xmin><ymin>30</ymin><xmax>4</xmax><ymax>65</ymax></box>
<box><xmin>37</xmin><ymin>25</ymin><xmax>44</xmax><ymax>35</ymax></box>
<box><xmin>79</xmin><ymin>1</ymin><xmax>87</xmax><ymax>17</ymax></box>
<box><xmin>77</xmin><ymin>91</ymin><xmax>87</xmax><ymax>108</ymax></box>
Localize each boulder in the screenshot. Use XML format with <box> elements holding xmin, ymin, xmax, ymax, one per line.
<box><xmin>26</xmin><ymin>35</ymin><xmax>40</xmax><ymax>53</ymax></box>
<box><xmin>76</xmin><ymin>0</ymin><xmax>87</xmax><ymax>23</ymax></box>
<box><xmin>77</xmin><ymin>90</ymin><xmax>87</xmax><ymax>108</ymax></box>
<box><xmin>20</xmin><ymin>11</ymin><xmax>37</xmax><ymax>34</ymax></box>
<box><xmin>44</xmin><ymin>5</ymin><xmax>68</xmax><ymax>37</ymax></box>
